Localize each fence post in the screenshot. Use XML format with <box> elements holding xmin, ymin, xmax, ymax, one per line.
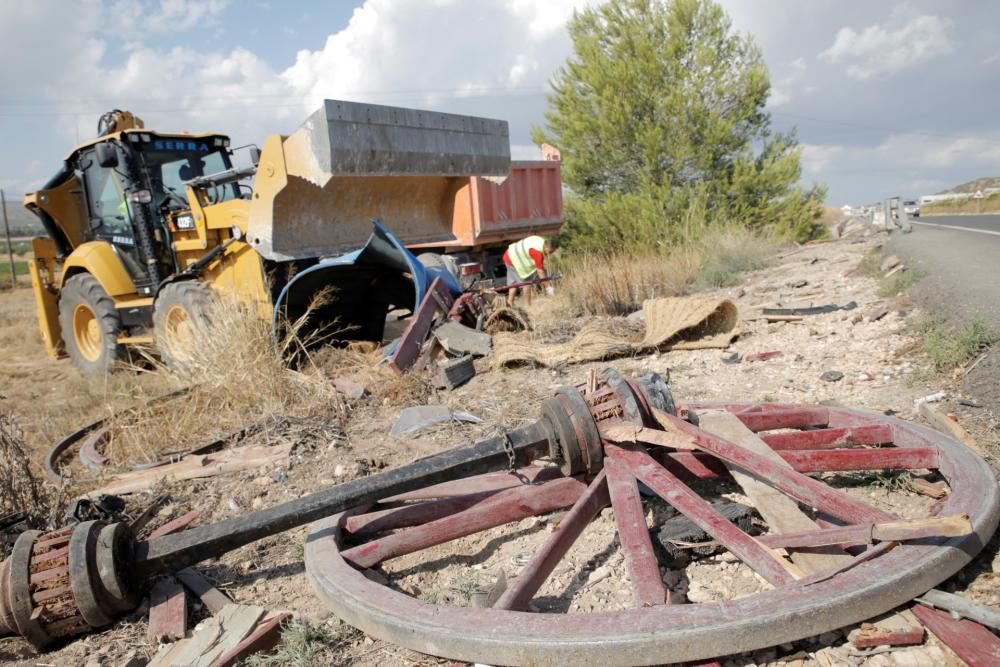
<box><xmin>1</xmin><ymin>189</ymin><xmax>16</xmax><ymax>289</ymax></box>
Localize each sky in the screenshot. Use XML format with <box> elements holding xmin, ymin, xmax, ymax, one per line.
<box><xmin>1</xmin><ymin>0</ymin><xmax>999</xmax><ymax>206</ymax></box>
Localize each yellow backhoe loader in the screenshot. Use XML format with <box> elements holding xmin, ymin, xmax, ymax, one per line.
<box><xmin>23</xmin><ymin>101</ymin><xmax>560</xmax><ymax>376</ymax></box>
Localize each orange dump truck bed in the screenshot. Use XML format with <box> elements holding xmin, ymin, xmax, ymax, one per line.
<box><xmin>411</xmin><ymin>160</ymin><xmax>563</xmax><ymax>252</ymax></box>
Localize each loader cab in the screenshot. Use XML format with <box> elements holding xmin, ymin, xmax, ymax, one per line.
<box><xmin>73</xmin><ymin>132</ymin><xmax>236</xmax><ymax>291</ymax></box>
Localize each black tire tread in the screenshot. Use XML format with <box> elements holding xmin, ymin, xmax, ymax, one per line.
<box><xmin>58</xmin><ymin>273</ymin><xmax>123</xmax><ymax>376</ymax></box>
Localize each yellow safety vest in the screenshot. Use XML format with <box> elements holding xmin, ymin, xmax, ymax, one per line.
<box><xmin>508</xmin><ymin>235</ymin><xmax>545</xmax><ymax>279</ymax></box>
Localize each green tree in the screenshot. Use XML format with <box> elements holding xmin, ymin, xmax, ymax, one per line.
<box><xmin>534</xmin><ymin>0</ymin><xmax>825</xmax><ymax>249</ymax></box>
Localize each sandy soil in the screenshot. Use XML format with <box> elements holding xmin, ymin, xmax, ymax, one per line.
<box><xmin>0</xmin><ymin>228</ymin><xmax>997</xmax><ymax>666</ymax></box>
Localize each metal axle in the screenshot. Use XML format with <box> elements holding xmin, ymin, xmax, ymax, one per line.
<box><xmin>0</xmin><ymin>369</ymin><xmax>668</xmax><ymax>649</ymax></box>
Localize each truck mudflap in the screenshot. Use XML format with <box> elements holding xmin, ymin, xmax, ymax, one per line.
<box><xmin>272</xmin><ymin>220</ymin><xmax>461</xmax><ymax>346</ymax></box>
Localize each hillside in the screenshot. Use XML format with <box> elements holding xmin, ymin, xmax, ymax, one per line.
<box><xmin>0</xmin><ymin>194</ymin><xmax>43</xmax><ymax>236</ymax></box>
<box><xmin>938</xmin><ymin>176</ymin><xmax>1000</xmax><ymax>194</ymax></box>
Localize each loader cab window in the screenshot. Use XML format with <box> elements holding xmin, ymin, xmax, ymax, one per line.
<box><xmin>79</xmin><ymin>149</ymin><xmax>133</xmax><ymax>239</ymax></box>
<box><xmin>138</xmin><ymin>139</ymin><xmax>238</xmax><ymax>208</ymax></box>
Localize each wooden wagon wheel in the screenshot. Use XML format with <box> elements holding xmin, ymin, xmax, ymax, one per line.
<box><xmin>306</xmin><ymin>370</ymin><xmax>999</xmax><ymax>666</ymax></box>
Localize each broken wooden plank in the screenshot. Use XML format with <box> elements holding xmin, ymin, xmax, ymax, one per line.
<box><xmin>148</xmin><ymin>510</ymin><xmax>203</xmax><ymax>540</ymax></box>
<box><xmin>212</xmin><ymin>610</ymin><xmax>292</xmax><ymax>667</ymax></box>
<box><xmin>909</xmin><ymin>478</ymin><xmax>949</xmax><ymax>499</ymax></box>
<box><xmin>696</xmin><ymin>409</ymin><xmax>852</xmax><ymax>574</ymax></box>
<box><xmin>918</xmin><ymin>403</ymin><xmax>986</xmax><ymax>456</ymax></box>
<box><xmin>435</xmin><ymin>354</ymin><xmax>476</xmax><ymax>390</ymax></box>
<box><xmin>850</xmin><ymin>621</ymin><xmax>923</xmax><ymax>649</ymax></box>
<box><xmin>912</xmin><ymin>603</ymin><xmax>1000</xmax><ymax>667</ymax></box>
<box><xmin>86</xmin><ymin>443</ymin><xmax>292</xmax><ymax>497</ymax></box>
<box><xmin>916</xmin><ymin>588</ymin><xmax>1000</xmax><ymax>631</ymax></box>
<box><xmin>433</xmin><ymin>320</ymin><xmax>492</xmax><ymax>357</ymax></box>
<box><xmin>388</xmin><ymin>277</ymin><xmax>454</xmax><ymax>374</ymax></box>
<box><xmin>148</xmin><ymin>577</ymin><xmax>187</xmax><ymax>644</ymax></box>
<box><xmin>167</xmin><ymin>604</ymin><xmax>265</xmax><ymax>667</ymax></box>
<box><xmin>175</xmin><ymin>568</ymin><xmax>232</xmax><ymax>615</ymax></box>
<box><xmin>761</xmin><ymin>301</ymin><xmax>857</xmax><ymax>316</ymax></box>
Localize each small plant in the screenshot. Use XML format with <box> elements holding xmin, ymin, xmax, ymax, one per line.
<box><xmin>246</xmin><ymin>617</ymin><xmax>359</xmax><ymax>667</ymax></box>
<box><xmin>877</xmin><ymin>268</ymin><xmax>923</xmax><ymax>298</ymax></box>
<box><xmin>918</xmin><ymin>316</ymin><xmax>996</xmax><ymax>373</ymax></box>
<box><xmin>853</xmin><ymin>250</ymin><xmax>884</xmax><ymax>279</ymax></box>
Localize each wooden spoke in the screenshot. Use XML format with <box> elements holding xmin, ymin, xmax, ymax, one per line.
<box><xmin>494</xmin><ymin>471</ymin><xmax>611</xmax><ymax>611</ymax></box>
<box><xmin>604</xmin><ymin>454</ymin><xmax>667</xmax><ymax>607</ymax></box>
<box><xmin>341</xmin><ymin>477</ymin><xmax>585</xmax><ymax>569</ymax></box>
<box><xmin>606</xmin><ymin>442</ymin><xmax>797</xmax><ymax>587</ymax></box>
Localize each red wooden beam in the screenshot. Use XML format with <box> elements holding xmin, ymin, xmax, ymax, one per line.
<box><xmin>604</xmin><ymin>455</ymin><xmax>667</xmax><ymax>607</ymax></box>
<box><xmin>777</xmin><ymin>447</ymin><xmax>937</xmax><ymax>472</ymax></box>
<box><xmin>494</xmin><ymin>472</ymin><xmax>611</xmax><ymax>611</ymax></box>
<box><xmin>342</xmin><ymin>477</ymin><xmax>586</xmax><ymax>569</ymax></box>
<box><xmin>148</xmin><ymin>576</ymin><xmax>186</xmax><ymax>643</ymax></box>
<box><xmin>660</xmin><ymin>447</ymin><xmax>937</xmax><ymax>480</ymax></box>
<box><xmin>388</xmin><ymin>277</ymin><xmax>454</xmax><ymax>374</ymax></box>
<box><xmin>761</xmin><ymin>424</ymin><xmax>893</xmax><ymax>451</ymax></box>
<box><xmin>656</xmin><ymin>411</ymin><xmax>895</xmax><ymax>524</ymax></box>
<box><xmin>148</xmin><ymin>509</ymin><xmax>202</xmax><ymax>540</ymax></box>
<box><xmin>384</xmin><ymin>466</ymin><xmax>563</xmax><ymax>502</ymax></box>
<box><xmin>345</xmin><ymin>491</ymin><xmax>498</xmax><ymax>537</ymax></box>
<box><xmin>912</xmin><ymin>603</ymin><xmax>1000</xmax><ymax>667</ymax></box>
<box><xmin>606</xmin><ymin>443</ymin><xmax>796</xmax><ymax>587</ymax></box>
<box><xmin>735</xmin><ymin>407</ymin><xmax>829</xmax><ymax>432</ymax></box>
<box><xmin>214</xmin><ymin>611</ymin><xmax>293</xmax><ymax>667</ymax></box>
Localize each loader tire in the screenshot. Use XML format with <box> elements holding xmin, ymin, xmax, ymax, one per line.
<box><xmin>154</xmin><ymin>281</ymin><xmax>214</xmax><ymax>369</ymax></box>
<box><xmin>58</xmin><ymin>273</ymin><xmax>123</xmax><ymax>376</ymax></box>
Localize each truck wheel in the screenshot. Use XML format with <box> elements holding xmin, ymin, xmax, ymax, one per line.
<box><xmin>58</xmin><ymin>274</ymin><xmax>123</xmax><ymax>376</ymax></box>
<box><xmin>154</xmin><ymin>281</ymin><xmax>214</xmax><ymax>369</ymax></box>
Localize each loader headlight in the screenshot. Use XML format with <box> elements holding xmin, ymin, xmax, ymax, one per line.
<box><xmin>175</xmin><ymin>214</ymin><xmax>195</xmax><ymax>230</ymax></box>
<box><xmin>127</xmin><ymin>189</ymin><xmax>152</xmax><ymax>204</ymax></box>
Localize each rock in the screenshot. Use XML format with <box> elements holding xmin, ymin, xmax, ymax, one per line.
<box><xmin>820</xmin><ymin>370</ymin><xmax>844</xmax><ymax>382</ymax></box>
<box><xmin>334</xmin><ymin>463</ymin><xmax>347</xmax><ymax>477</ymax></box>
<box><xmin>880</xmin><ymin>254</ymin><xmax>901</xmax><ymax>272</ymax></box>
<box><xmin>583</xmin><ymin>566</ymin><xmax>612</xmax><ymax>588</ymax></box>
<box><xmin>331</xmin><ymin>377</ymin><xmax>367</xmax><ymax>400</ymax></box>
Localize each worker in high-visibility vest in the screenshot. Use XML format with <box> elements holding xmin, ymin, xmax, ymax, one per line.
<box><xmin>502</xmin><ymin>235</ymin><xmax>559</xmax><ymax>306</ymax></box>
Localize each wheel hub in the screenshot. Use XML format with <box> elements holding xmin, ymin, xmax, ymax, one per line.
<box><xmin>72</xmin><ymin>304</ymin><xmax>102</xmax><ymax>362</ymax></box>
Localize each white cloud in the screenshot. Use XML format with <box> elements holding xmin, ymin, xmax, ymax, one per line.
<box><xmin>108</xmin><ymin>0</ymin><xmax>230</xmax><ymax>33</ymax></box>
<box><xmin>819</xmin><ymin>15</ymin><xmax>952</xmax><ymax>80</ymax></box>
<box><xmin>801</xmin><ymin>144</ymin><xmax>843</xmax><ymax>173</ymax></box>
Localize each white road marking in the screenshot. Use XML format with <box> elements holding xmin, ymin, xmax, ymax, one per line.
<box><xmin>908</xmin><ymin>220</ymin><xmax>1000</xmax><ymax>237</ymax></box>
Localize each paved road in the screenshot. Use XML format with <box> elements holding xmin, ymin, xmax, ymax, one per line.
<box><xmin>889</xmin><ymin>215</ymin><xmax>1000</xmax><ymax>332</ymax></box>
<box><xmin>890</xmin><ymin>214</ymin><xmax>1000</xmax><ymax>408</ymax></box>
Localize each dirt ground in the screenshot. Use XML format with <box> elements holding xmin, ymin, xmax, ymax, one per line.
<box><xmin>0</xmin><ymin>227</ymin><xmax>998</xmax><ymax>666</ymax></box>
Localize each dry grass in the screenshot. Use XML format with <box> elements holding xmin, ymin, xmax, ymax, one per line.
<box><xmin>552</xmin><ymin>227</ymin><xmax>781</xmax><ymax>316</ymax></box>
<box><xmin>104</xmin><ymin>295</ymin><xmax>345</xmax><ymax>466</ymax></box>
<box><xmin>0</xmin><ymin>414</ymin><xmax>63</xmax><ymax>544</ymax></box>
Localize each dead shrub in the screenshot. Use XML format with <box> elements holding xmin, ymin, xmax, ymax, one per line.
<box><xmin>106</xmin><ymin>295</ymin><xmax>344</xmax><ymax>466</ymax></box>
<box><xmin>0</xmin><ymin>414</ymin><xmax>62</xmax><ymax>546</ymax></box>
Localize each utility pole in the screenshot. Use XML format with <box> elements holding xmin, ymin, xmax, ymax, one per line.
<box><xmin>1</xmin><ymin>189</ymin><xmax>16</xmax><ymax>289</ymax></box>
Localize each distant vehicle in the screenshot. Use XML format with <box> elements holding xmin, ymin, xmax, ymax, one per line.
<box><xmin>903</xmin><ymin>200</ymin><xmax>920</xmax><ymax>217</ymax></box>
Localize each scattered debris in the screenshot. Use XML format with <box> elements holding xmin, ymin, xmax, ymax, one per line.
<box><xmin>849</xmin><ymin>619</ymin><xmax>923</xmax><ymax>649</ymax></box>
<box><xmin>389</xmin><ymin>405</ymin><xmax>482</xmax><ymax>437</ymax></box>
<box><xmin>389</xmin><ymin>276</ymin><xmax>456</xmax><ymax>375</ymax></box>
<box><xmin>435</xmin><ymin>354</ymin><xmax>476</xmax><ymax>390</ymax></box>
<box><xmin>331</xmin><ymin>378</ymin><xmax>367</xmax><ymax>401</ymax></box>
<box><xmin>911</xmin><ymin>602</ymin><xmax>1000</xmax><ymax>667</ymax></box>
<box><xmin>913</xmin><ymin>390</ymin><xmax>947</xmax><ymax>407</ymax></box>
<box><xmin>761</xmin><ymin>301</ymin><xmax>857</xmax><ymax>317</ymax></box>
<box><xmin>879</xmin><ymin>255</ymin><xmax>901</xmax><ymax>273</ymax></box>
<box><xmin>916</xmin><ymin>588</ymin><xmax>1000</xmax><ymax>631</ymax></box>
<box><xmin>745</xmin><ymin>351</ymin><xmax>782</xmax><ymax>362</ymax></box>
<box><xmin>434</xmin><ymin>320</ymin><xmax>492</xmax><ymax>357</ymax></box>
<box><xmin>86</xmin><ymin>443</ymin><xmax>293</xmax><ymax>496</ymax></box>
<box><xmin>820</xmin><ymin>370</ymin><xmax>844</xmax><ymax>382</ymax></box>
<box><xmin>909</xmin><ymin>478</ymin><xmax>948</xmax><ymax>499</ymax></box>
<box><xmin>866</xmin><ymin>304</ymin><xmax>891</xmax><ymax>322</ymax></box>
<box><xmin>656</xmin><ymin>501</ymin><xmax>757</xmax><ymax>560</ymax></box>
<box><xmin>918</xmin><ymin>403</ymin><xmax>986</xmax><ymax>456</ymax></box>
<box><xmin>721</xmin><ymin>351</ymin><xmax>742</xmax><ymax>364</ymax></box>
<box><xmin>148</xmin><ymin>577</ymin><xmax>187</xmax><ymax>644</ymax></box>
<box><xmin>483</xmin><ymin>304</ymin><xmax>531</xmax><ymax>334</ymax></box>
<box><xmin>494</xmin><ymin>297</ymin><xmax>739</xmax><ymax>368</ymax></box>
<box><xmin>147</xmin><ymin>604</ymin><xmax>276</xmax><ymax>667</ymax></box>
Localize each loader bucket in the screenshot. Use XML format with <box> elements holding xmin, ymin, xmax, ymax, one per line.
<box><xmin>247</xmin><ymin>99</ymin><xmax>511</xmax><ymax>262</ymax></box>
<box><xmin>272</xmin><ymin>220</ymin><xmax>461</xmax><ymax>347</ymax></box>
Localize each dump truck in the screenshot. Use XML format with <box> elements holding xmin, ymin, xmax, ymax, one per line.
<box><xmin>23</xmin><ymin>101</ymin><xmax>563</xmax><ymax>375</ymax></box>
